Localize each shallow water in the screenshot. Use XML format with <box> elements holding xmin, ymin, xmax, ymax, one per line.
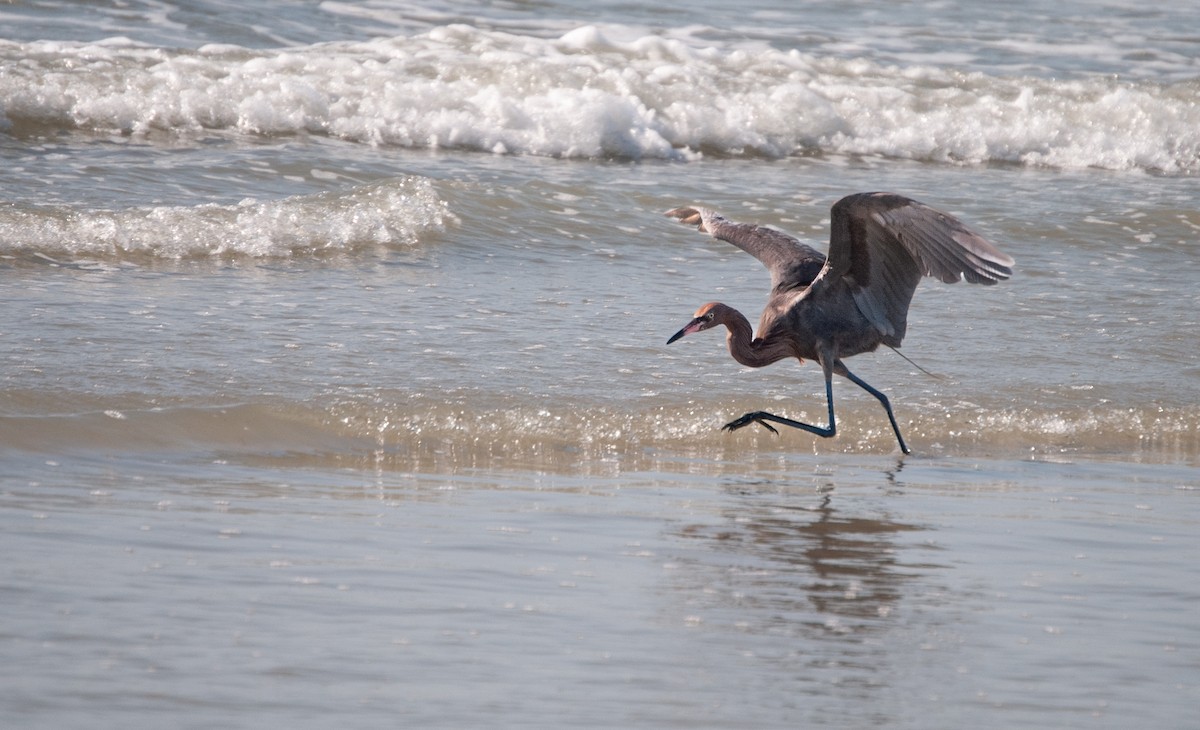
<box><xmin>4</xmin><ymin>450</ymin><xmax>1197</xmax><ymax>729</ymax></box>
<box><xmin>2</xmin><ymin>2</ymin><xmax>1199</xmax><ymax>728</ymax></box>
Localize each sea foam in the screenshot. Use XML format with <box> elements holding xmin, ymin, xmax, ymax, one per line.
<box><xmin>1</xmin><ymin>26</ymin><xmax>1196</xmax><ymax>171</ymax></box>
<box><xmin>0</xmin><ymin>176</ymin><xmax>451</xmax><ymax>258</ymax></box>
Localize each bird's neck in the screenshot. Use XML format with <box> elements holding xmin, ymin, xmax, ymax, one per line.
<box><xmin>723</xmin><ymin>309</ymin><xmax>794</xmax><ymax>368</ymax></box>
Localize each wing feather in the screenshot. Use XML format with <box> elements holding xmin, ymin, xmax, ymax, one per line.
<box><xmin>666</xmin><ymin>207</ymin><xmax>826</xmax><ymax>294</ymax></box>
<box><xmin>819</xmin><ymin>192</ymin><xmax>1014</xmax><ymax>345</ymax></box>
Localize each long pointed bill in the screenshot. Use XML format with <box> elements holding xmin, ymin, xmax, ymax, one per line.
<box><xmin>667</xmin><ymin>317</ymin><xmax>705</xmax><ymax>345</ymax></box>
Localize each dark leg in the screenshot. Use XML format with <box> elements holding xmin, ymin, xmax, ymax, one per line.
<box><xmin>723</xmin><ymin>358</ymin><xmax>838</xmax><ymax>439</ymax></box>
<box><xmin>722</xmin><ymin>355</ymin><xmax>912</xmax><ymax>455</ymax></box>
<box><xmin>839</xmin><ymin>364</ymin><xmax>910</xmax><ymax>455</ymax></box>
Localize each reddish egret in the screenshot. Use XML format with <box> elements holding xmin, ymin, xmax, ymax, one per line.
<box><xmin>666</xmin><ymin>192</ymin><xmax>1014</xmax><ymax>454</ymax></box>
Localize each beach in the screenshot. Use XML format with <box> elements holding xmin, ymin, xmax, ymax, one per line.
<box><xmin>2</xmin><ymin>2</ymin><xmax>1198</xmax><ymax>727</ymax></box>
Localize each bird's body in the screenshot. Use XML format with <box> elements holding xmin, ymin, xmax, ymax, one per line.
<box><xmin>666</xmin><ymin>192</ymin><xmax>1014</xmax><ymax>454</ymax></box>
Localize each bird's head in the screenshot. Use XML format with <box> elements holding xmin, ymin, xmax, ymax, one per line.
<box><xmin>667</xmin><ymin>302</ymin><xmax>728</xmax><ymax>344</ymax></box>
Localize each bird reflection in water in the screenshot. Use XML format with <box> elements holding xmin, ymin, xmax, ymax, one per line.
<box><xmin>672</xmin><ymin>467</ymin><xmax>943</xmax><ymax>639</ymax></box>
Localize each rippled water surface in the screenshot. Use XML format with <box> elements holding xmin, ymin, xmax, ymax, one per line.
<box><xmin>2</xmin><ymin>2</ymin><xmax>1198</xmax><ymax>728</ymax></box>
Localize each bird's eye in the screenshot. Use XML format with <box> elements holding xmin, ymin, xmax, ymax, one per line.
<box><xmin>705</xmin><ymin>312</ymin><xmax>715</xmax><ymax>321</ymax></box>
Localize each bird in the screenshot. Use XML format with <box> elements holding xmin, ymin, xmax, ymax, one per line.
<box><xmin>665</xmin><ymin>192</ymin><xmax>1014</xmax><ymax>454</ymax></box>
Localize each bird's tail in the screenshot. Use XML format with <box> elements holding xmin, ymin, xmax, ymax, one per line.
<box><xmin>886</xmin><ymin>345</ymin><xmax>946</xmax><ymax>381</ymax></box>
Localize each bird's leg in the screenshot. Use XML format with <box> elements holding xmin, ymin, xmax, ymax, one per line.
<box><xmin>722</xmin><ymin>355</ymin><xmax>913</xmax><ymax>455</ymax></box>
<box><xmin>723</xmin><ymin>354</ymin><xmax>838</xmax><ymax>439</ymax></box>
<box><xmin>837</xmin><ymin>361</ymin><xmax>911</xmax><ymax>455</ymax></box>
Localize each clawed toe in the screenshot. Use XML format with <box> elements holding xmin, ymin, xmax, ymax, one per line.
<box><xmin>722</xmin><ymin>412</ymin><xmax>778</xmax><ymax>434</ymax></box>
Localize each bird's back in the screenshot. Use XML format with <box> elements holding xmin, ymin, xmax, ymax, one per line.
<box><xmin>765</xmin><ymin>284</ymin><xmax>887</xmax><ymax>361</ymax></box>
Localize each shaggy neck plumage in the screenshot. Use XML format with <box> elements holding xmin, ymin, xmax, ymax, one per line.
<box><xmin>720</xmin><ymin>307</ymin><xmax>795</xmax><ymax>368</ymax></box>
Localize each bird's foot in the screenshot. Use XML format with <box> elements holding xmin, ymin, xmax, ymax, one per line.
<box><xmin>722</xmin><ymin>411</ymin><xmax>779</xmax><ymax>435</ymax></box>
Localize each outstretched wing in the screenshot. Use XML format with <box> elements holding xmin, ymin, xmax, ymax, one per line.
<box><xmin>666</xmin><ymin>207</ymin><xmax>826</xmax><ymax>294</ymax></box>
<box><xmin>817</xmin><ymin>192</ymin><xmax>1014</xmax><ymax>345</ymax></box>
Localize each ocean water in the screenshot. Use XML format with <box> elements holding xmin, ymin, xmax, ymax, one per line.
<box><xmin>2</xmin><ymin>2</ymin><xmax>1198</xmax><ymax>728</ymax></box>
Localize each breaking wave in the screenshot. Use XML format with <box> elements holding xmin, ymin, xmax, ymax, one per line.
<box><xmin>0</xmin><ymin>176</ymin><xmax>451</xmax><ymax>259</ymax></box>
<box><xmin>1</xmin><ymin>26</ymin><xmax>1196</xmax><ymax>171</ymax></box>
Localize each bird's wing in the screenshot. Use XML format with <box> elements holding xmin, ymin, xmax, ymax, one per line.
<box><xmin>816</xmin><ymin>192</ymin><xmax>1014</xmax><ymax>345</ymax></box>
<box><xmin>666</xmin><ymin>207</ymin><xmax>826</xmax><ymax>293</ymax></box>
